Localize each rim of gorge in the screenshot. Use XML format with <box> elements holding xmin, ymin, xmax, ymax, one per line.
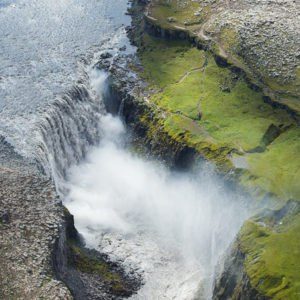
<box><xmin>1</xmin><ymin>0</ymin><xmax>300</xmax><ymax>299</ymax></box>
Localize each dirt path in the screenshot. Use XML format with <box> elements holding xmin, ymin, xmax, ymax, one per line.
<box><xmin>160</xmin><ymin>67</ymin><xmax>203</xmax><ymax>93</ymax></box>
<box><xmin>143</xmin><ymin>65</ymin><xmax>213</xmax><ymax>141</ymax></box>
<box><xmin>142</xmin><ymin>62</ymin><xmax>247</xmax><ymax>149</ymax></box>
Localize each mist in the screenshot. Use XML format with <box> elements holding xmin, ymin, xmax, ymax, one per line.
<box><xmin>63</xmin><ymin>110</ymin><xmax>250</xmax><ymax>298</ymax></box>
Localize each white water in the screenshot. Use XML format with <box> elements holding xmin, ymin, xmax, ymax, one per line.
<box><xmin>62</xmin><ymin>72</ymin><xmax>250</xmax><ymax>299</ymax></box>
<box><xmin>0</xmin><ymin>0</ymin><xmax>130</xmax><ymax>158</ymax></box>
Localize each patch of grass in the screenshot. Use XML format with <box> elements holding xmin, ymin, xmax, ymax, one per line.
<box><xmin>219</xmin><ymin>25</ymin><xmax>240</xmax><ymax>54</ymax></box>
<box><xmin>137</xmin><ymin>26</ymin><xmax>300</xmax><ymax>206</ymax></box>
<box><xmin>151</xmin><ymin>0</ymin><xmax>209</xmax><ymax>28</ymax></box>
<box><xmin>140</xmin><ymin>33</ymin><xmax>296</xmax><ymax>154</ymax></box>
<box><xmin>139</xmin><ymin>34</ymin><xmax>204</xmax><ymax>87</ymax></box>
<box><xmin>239</xmin><ymin>212</ymin><xmax>300</xmax><ymax>299</ymax></box>
<box><xmin>247</xmin><ymin>127</ymin><xmax>300</xmax><ymax>201</ymax></box>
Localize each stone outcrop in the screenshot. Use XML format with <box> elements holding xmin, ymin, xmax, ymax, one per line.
<box><xmin>203</xmin><ymin>0</ymin><xmax>300</xmax><ymax>86</ymax></box>
<box><xmin>213</xmin><ymin>199</ymin><xmax>300</xmax><ymax>299</ymax></box>
<box><xmin>52</xmin><ymin>207</ymin><xmax>141</xmax><ymax>300</ymax></box>
<box><xmin>0</xmin><ymin>138</ymin><xmax>72</xmax><ymax>299</ymax></box>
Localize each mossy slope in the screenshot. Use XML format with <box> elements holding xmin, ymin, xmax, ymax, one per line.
<box><xmin>137</xmin><ymin>32</ymin><xmax>300</xmax><ymax>203</ymax></box>
<box><xmin>214</xmin><ymin>200</ymin><xmax>300</xmax><ymax>299</ymax></box>
<box><xmin>59</xmin><ymin>207</ymin><xmax>139</xmax><ymax>298</ymax></box>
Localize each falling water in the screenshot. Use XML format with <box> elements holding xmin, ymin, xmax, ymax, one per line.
<box><xmin>0</xmin><ymin>0</ymin><xmax>133</xmax><ymax>174</ymax></box>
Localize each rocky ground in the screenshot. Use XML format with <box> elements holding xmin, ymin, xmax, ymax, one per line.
<box><xmin>203</xmin><ymin>0</ymin><xmax>300</xmax><ymax>92</ymax></box>
<box><xmin>148</xmin><ymin>0</ymin><xmax>300</xmax><ymax>104</ymax></box>
<box><xmin>0</xmin><ymin>138</ymin><xmax>72</xmax><ymax>299</ymax></box>
<box><xmin>0</xmin><ymin>119</ymin><xmax>142</xmax><ymax>300</ymax></box>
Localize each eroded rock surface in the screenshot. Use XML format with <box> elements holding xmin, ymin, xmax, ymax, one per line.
<box><xmin>0</xmin><ymin>138</ymin><xmax>72</xmax><ymax>299</ymax></box>
<box><xmin>203</xmin><ymin>0</ymin><xmax>300</xmax><ymax>92</ymax></box>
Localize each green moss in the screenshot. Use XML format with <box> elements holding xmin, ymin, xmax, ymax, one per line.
<box><xmin>238</xmin><ymin>211</ymin><xmax>300</xmax><ymax>299</ymax></box>
<box><xmin>131</xmin><ymin>2</ymin><xmax>300</xmax><ymax>298</ymax></box>
<box><xmin>151</xmin><ymin>0</ymin><xmax>212</xmax><ymax>29</ymax></box>
<box><xmin>68</xmin><ymin>239</ymin><xmax>126</xmax><ymax>292</ymax></box>
<box><xmin>219</xmin><ymin>25</ymin><xmax>240</xmax><ymax>55</ymax></box>
<box><xmin>136</xmin><ymin>29</ymin><xmax>300</xmax><ymax>204</ymax></box>
<box><xmin>247</xmin><ymin>126</ymin><xmax>300</xmax><ymax>201</ymax></box>
<box><xmin>139</xmin><ymin>34</ymin><xmax>204</xmax><ymax>87</ymax></box>
<box><xmin>63</xmin><ymin>206</ymin><xmax>71</xmax><ymax>217</ymax></box>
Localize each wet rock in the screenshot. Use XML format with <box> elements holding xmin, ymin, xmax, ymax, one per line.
<box><xmin>167</xmin><ymin>17</ymin><xmax>177</xmax><ymax>23</ymax></box>
<box><xmin>52</xmin><ymin>208</ymin><xmax>142</xmax><ymax>299</ymax></box>
<box><xmin>100</xmin><ymin>52</ymin><xmax>113</xmax><ymax>59</ymax></box>
<box><xmin>220</xmin><ymin>86</ymin><xmax>230</xmax><ymax>93</ymax></box>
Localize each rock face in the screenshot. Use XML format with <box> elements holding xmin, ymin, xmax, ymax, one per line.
<box><xmin>203</xmin><ymin>0</ymin><xmax>300</xmax><ymax>88</ymax></box>
<box><xmin>213</xmin><ymin>246</ymin><xmax>264</xmax><ymax>300</ymax></box>
<box><xmin>0</xmin><ymin>138</ymin><xmax>72</xmax><ymax>299</ymax></box>
<box><xmin>0</xmin><ymin>129</ymin><xmax>141</xmax><ymax>299</ymax></box>
<box><xmin>52</xmin><ymin>207</ymin><xmax>142</xmax><ymax>300</ymax></box>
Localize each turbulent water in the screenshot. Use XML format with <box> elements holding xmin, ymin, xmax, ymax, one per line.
<box><xmin>63</xmin><ymin>114</ymin><xmax>250</xmax><ymax>299</ymax></box>
<box><xmin>0</xmin><ymin>0</ymin><xmax>132</xmax><ymax>172</ymax></box>
<box><xmin>1</xmin><ymin>0</ymin><xmax>250</xmax><ymax>299</ymax></box>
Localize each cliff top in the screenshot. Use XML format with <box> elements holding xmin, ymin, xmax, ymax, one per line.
<box><xmin>147</xmin><ymin>0</ymin><xmax>300</xmax><ymax>110</ymax></box>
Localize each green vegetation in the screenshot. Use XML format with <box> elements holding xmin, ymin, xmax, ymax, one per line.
<box><xmin>151</xmin><ymin>0</ymin><xmax>212</xmax><ymax>29</ymax></box>
<box><xmin>248</xmin><ymin>127</ymin><xmax>300</xmax><ymax>201</ymax></box>
<box><xmin>129</xmin><ymin>1</ymin><xmax>300</xmax><ymax>297</ymax></box>
<box><xmin>64</xmin><ymin>206</ymin><xmax>128</xmax><ymax>293</ymax></box>
<box><xmin>239</xmin><ymin>206</ymin><xmax>300</xmax><ymax>299</ymax></box>
<box><xmin>68</xmin><ymin>239</ymin><xmax>126</xmax><ymax>292</ymax></box>
<box><xmin>147</xmin><ymin>0</ymin><xmax>300</xmax><ymax>110</ymax></box>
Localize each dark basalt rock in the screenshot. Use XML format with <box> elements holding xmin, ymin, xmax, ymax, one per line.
<box><xmin>0</xmin><ymin>212</ymin><xmax>10</xmax><ymax>224</ymax></box>
<box><xmin>100</xmin><ymin>52</ymin><xmax>113</xmax><ymax>59</ymax></box>
<box><xmin>213</xmin><ymin>200</ymin><xmax>300</xmax><ymax>299</ymax></box>
<box><xmin>52</xmin><ymin>207</ymin><xmax>142</xmax><ymax>300</ymax></box>
<box><xmin>213</xmin><ymin>245</ymin><xmax>268</xmax><ymax>300</ymax></box>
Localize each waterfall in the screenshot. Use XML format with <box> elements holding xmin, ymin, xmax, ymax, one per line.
<box><xmin>35</xmin><ymin>71</ymin><xmax>107</xmax><ymax>180</ymax></box>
